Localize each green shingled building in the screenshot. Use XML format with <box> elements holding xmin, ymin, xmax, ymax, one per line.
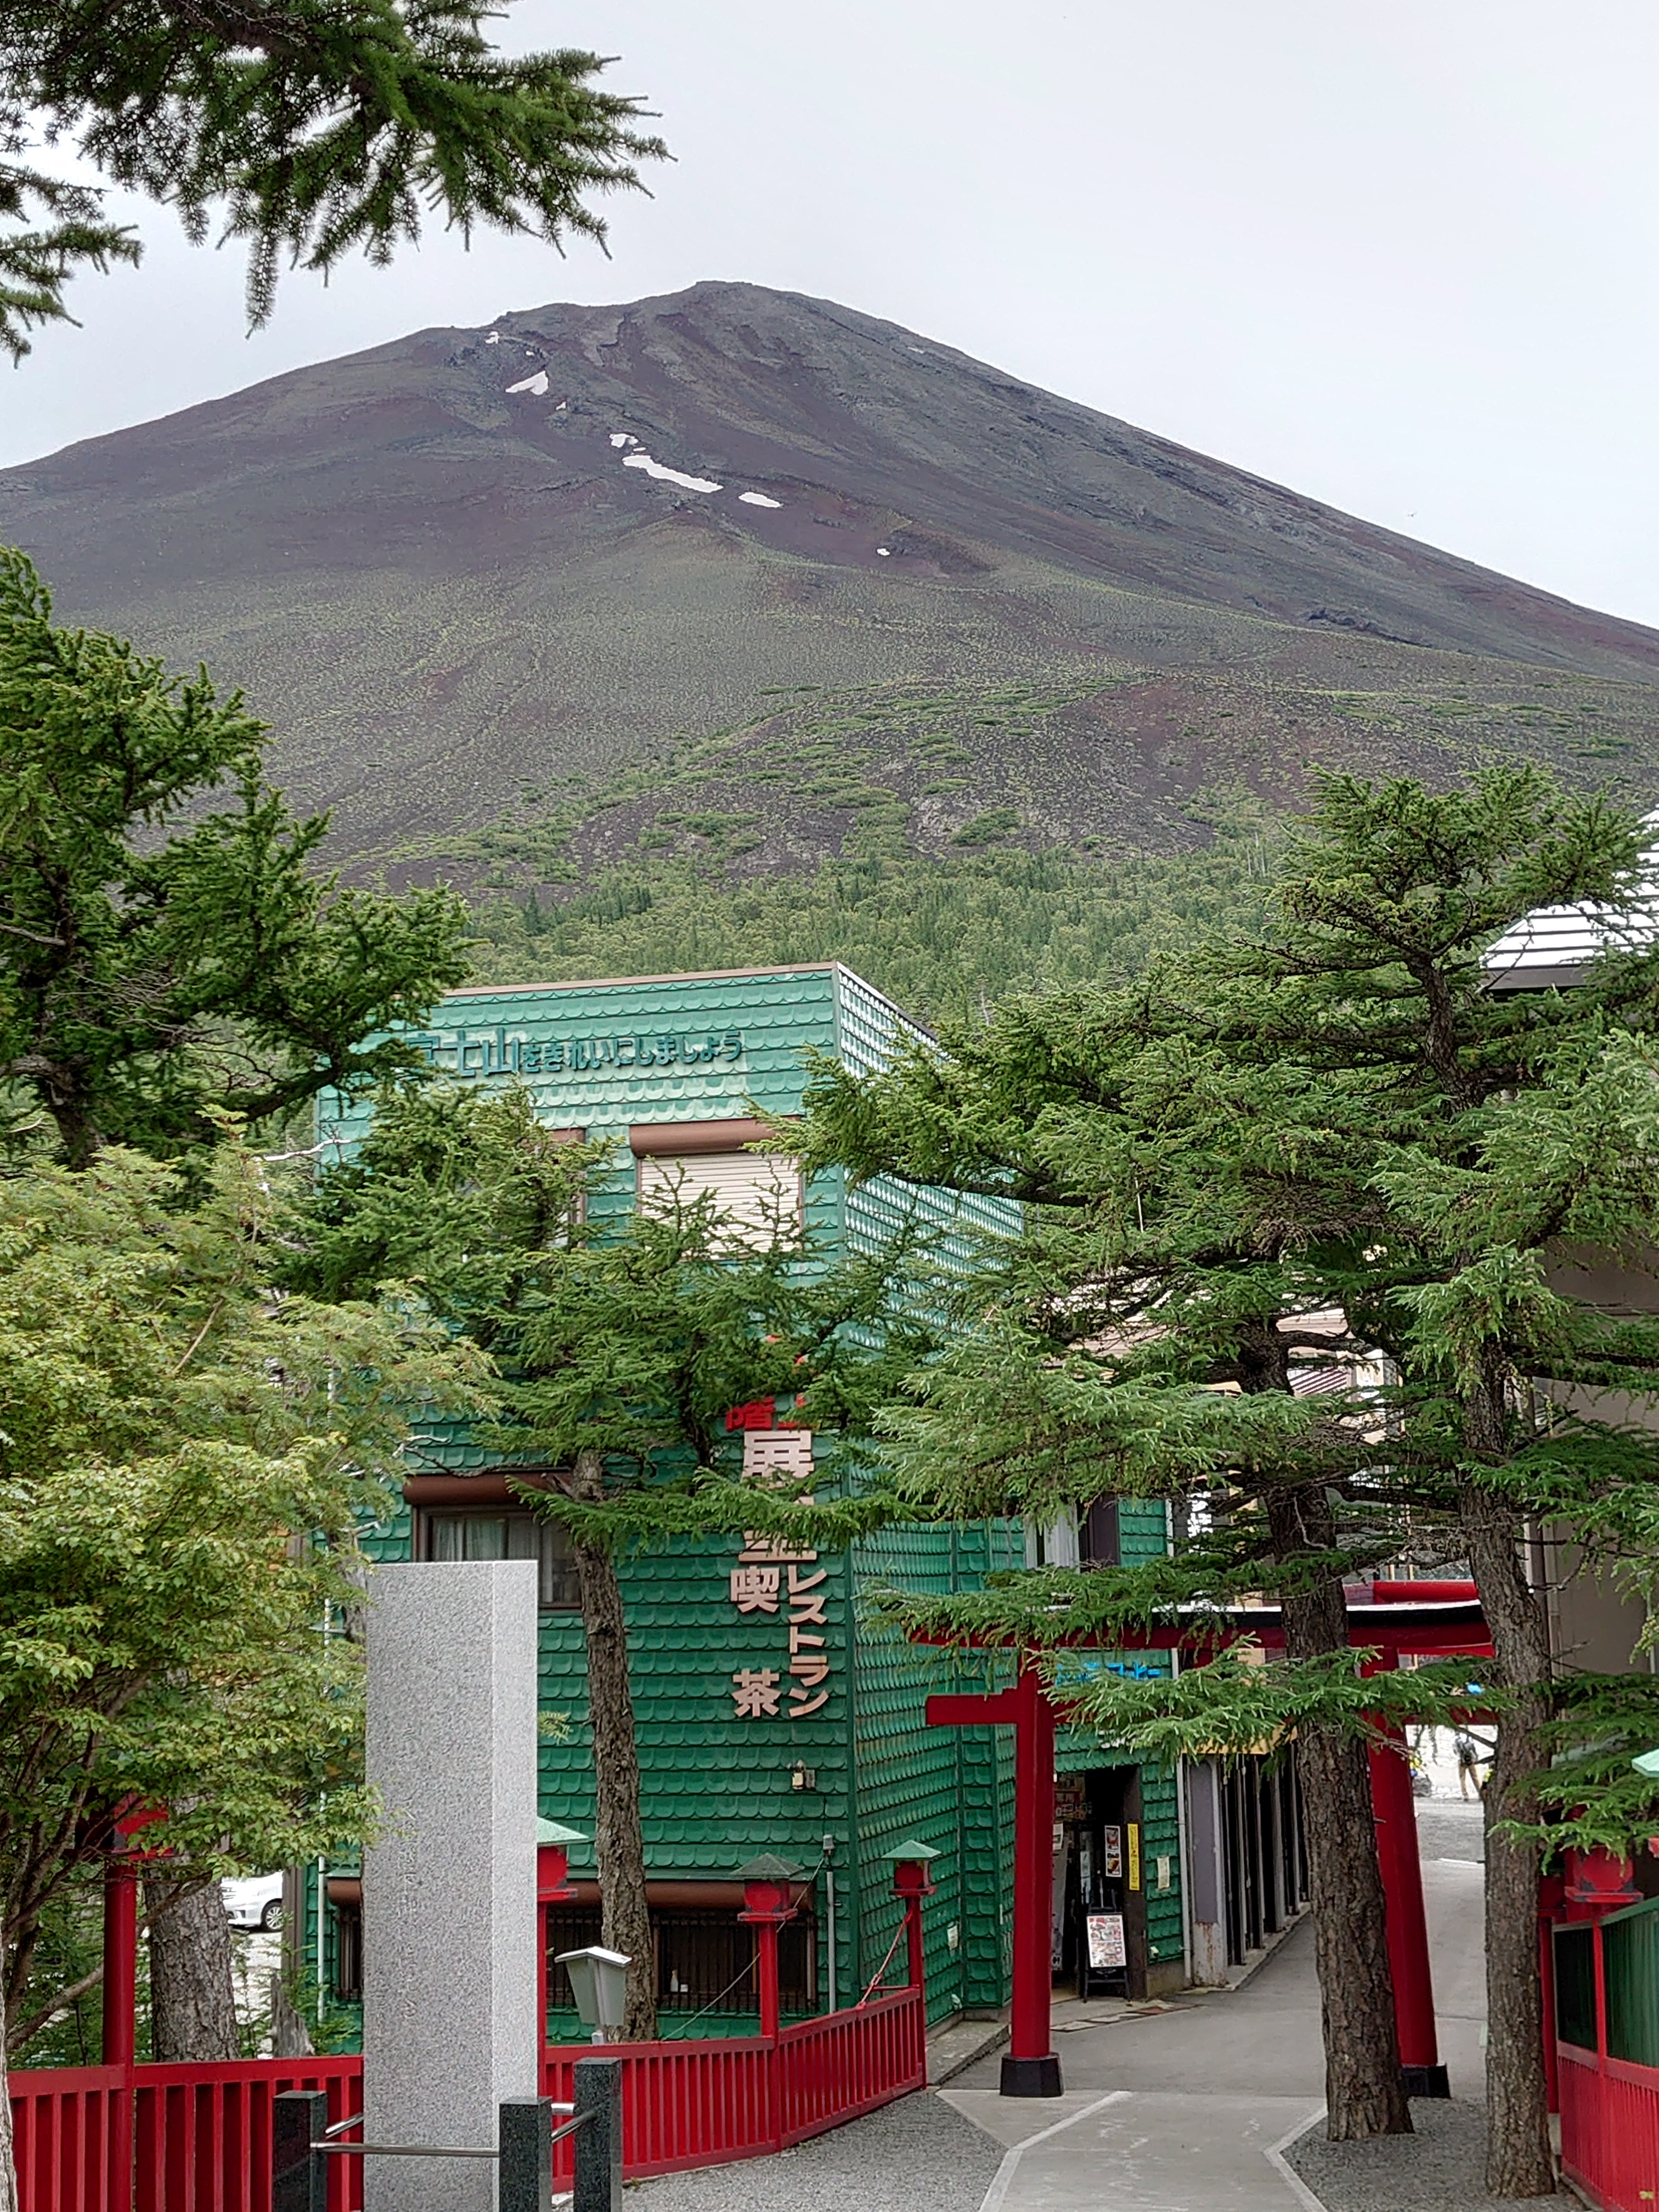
<box><xmin>301</xmin><ymin>963</ymin><xmax>1193</xmax><ymax>2040</ymax></box>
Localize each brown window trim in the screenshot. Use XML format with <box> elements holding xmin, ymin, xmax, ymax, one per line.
<box><xmin>403</xmin><ymin>1472</ymin><xmax>562</xmax><ymax>1509</ymax></box>
<box><xmin>629</xmin><ymin>1116</ymin><xmax>798</xmax><ymax>1156</ymax></box>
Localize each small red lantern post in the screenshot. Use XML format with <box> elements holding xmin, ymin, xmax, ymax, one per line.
<box><xmin>881</xmin><ymin>1841</ymin><xmax>939</xmax><ymax>1994</ymax></box>
<box><xmin>538</xmin><ymin>1819</ymin><xmax>585</xmax><ymax>2049</ymax></box>
<box><xmin>1564</xmin><ymin>1844</ymin><xmax>1640</xmax><ymax>1917</ymax></box>
<box><xmin>738</xmin><ymin>1854</ymin><xmax>803</xmax><ymax>2042</ymax></box>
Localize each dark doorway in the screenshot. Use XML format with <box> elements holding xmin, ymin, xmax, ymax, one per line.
<box><xmin>1055</xmin><ymin>1765</ymin><xmax>1150</xmax><ymax>2001</ymax></box>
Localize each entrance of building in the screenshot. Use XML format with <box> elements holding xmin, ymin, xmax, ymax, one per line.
<box><xmin>1053</xmin><ymin>1765</ymin><xmax>1148</xmax><ymax>2001</ymax></box>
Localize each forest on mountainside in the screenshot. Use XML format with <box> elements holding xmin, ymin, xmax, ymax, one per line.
<box><xmin>461</xmin><ymin>806</ymin><xmax>1280</xmax><ymax>1022</ymax></box>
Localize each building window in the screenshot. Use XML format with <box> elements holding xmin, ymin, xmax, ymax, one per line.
<box><xmin>416</xmin><ymin>1508</ymin><xmax>582</xmax><ymax>1610</ymax></box>
<box><xmin>1026</xmin><ymin>1514</ymin><xmax>1081</xmax><ymax>1570</ymax></box>
<box><xmin>637</xmin><ymin>1150</ymin><xmax>803</xmax><ymax>1247</ymax></box>
<box><xmin>1080</xmin><ymin>1498</ymin><xmax>1121</xmax><ymax>1568</ymax></box>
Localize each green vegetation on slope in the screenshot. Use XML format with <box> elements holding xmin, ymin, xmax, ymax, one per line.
<box><xmin>409</xmin><ymin>680</ymin><xmax>1284</xmax><ymax>1019</ymax></box>
<box><xmin>463</xmin><ymin>814</ymin><xmax>1279</xmax><ymax>1023</ymax></box>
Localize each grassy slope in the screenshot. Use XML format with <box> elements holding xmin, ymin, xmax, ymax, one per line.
<box><xmin>423</xmin><ymin>673</ymin><xmax>1638</xmax><ymax>1020</ymax></box>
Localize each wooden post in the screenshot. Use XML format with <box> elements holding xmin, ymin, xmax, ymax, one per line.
<box><xmin>1538</xmin><ymin>1870</ymin><xmax>1563</xmax><ymax>2117</ymax></box>
<box><xmin>924</xmin><ymin>1670</ymin><xmax>1062</xmax><ymax>2096</ymax></box>
<box><xmin>1361</xmin><ymin>1652</ymin><xmax>1447</xmax><ymax>2096</ymax></box>
<box><xmin>101</xmin><ymin>1846</ymin><xmax>137</xmax><ymax>2069</ymax></box>
<box><xmin>537</xmin><ymin>1821</ymin><xmax>583</xmax><ymax>2066</ymax></box>
<box><xmin>101</xmin><ymin>1820</ymin><xmax>139</xmax><ymax>2207</ymax></box>
<box><xmin>738</xmin><ymin>1855</ymin><xmax>801</xmax><ymax>2044</ymax></box>
<box><xmin>1006</xmin><ymin>1667</ymin><xmax>1060</xmax><ymax>2096</ymax></box>
<box><xmin>1367</xmin><ymin>1716</ymin><xmax>1447</xmax><ymax>2094</ymax></box>
<box><xmin>884</xmin><ymin>1842</ymin><xmax>939</xmax><ymax>1991</ymax></box>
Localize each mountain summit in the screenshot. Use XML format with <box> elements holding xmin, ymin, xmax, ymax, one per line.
<box><xmin>4</xmin><ymin>279</ymin><xmax>1658</xmax><ymax>869</ymax></box>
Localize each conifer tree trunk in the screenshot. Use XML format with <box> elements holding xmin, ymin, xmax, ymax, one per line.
<box><xmin>1460</xmin><ymin>1477</ymin><xmax>1556</xmax><ymax>2198</ymax></box>
<box><xmin>144</xmin><ymin>1876</ymin><xmax>240</xmax><ymax>2061</ymax></box>
<box><xmin>571</xmin><ymin>1450</ymin><xmax>656</xmax><ymax>2042</ymax></box>
<box><xmin>1271</xmin><ymin>1496</ymin><xmax>1412</xmax><ymax>2138</ymax></box>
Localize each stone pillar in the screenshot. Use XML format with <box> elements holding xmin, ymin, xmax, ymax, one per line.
<box><xmin>363</xmin><ymin>1561</ymin><xmax>540</xmax><ymax>2212</ymax></box>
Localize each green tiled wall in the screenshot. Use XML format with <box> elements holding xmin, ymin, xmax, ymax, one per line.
<box><xmin>845</xmin><ymin>1521</ymin><xmax>1018</xmax><ymax>2021</ymax></box>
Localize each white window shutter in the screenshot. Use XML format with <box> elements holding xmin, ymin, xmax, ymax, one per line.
<box><xmin>637</xmin><ymin>1150</ymin><xmax>802</xmax><ymax>1245</ymax></box>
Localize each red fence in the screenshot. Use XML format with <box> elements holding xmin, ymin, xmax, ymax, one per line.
<box><xmin>10</xmin><ymin>1991</ymin><xmax>924</xmax><ymax>2210</ymax></box>
<box><xmin>1554</xmin><ymin>1891</ymin><xmax>1659</xmax><ymax>2212</ymax></box>
<box><xmin>539</xmin><ymin>1988</ymin><xmax>927</xmax><ymax>2184</ymax></box>
<box><xmin>778</xmin><ymin>1989</ymin><xmax>927</xmax><ymax>2143</ymax></box>
<box><xmin>1559</xmin><ymin>2044</ymin><xmax>1659</xmax><ymax>2211</ymax></box>
<box><xmin>10</xmin><ymin>2058</ymin><xmax>364</xmax><ymax>2212</ymax></box>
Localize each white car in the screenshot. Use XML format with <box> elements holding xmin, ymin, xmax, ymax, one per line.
<box><xmin>222</xmin><ymin>1872</ymin><xmax>284</xmax><ymax>1932</ymax></box>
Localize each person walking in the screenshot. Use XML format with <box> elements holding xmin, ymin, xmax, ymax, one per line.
<box><xmin>1455</xmin><ymin>1730</ymin><xmax>1484</xmax><ymax>1799</ymax></box>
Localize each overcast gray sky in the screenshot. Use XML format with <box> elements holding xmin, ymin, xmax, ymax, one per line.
<box><xmin>5</xmin><ymin>0</ymin><xmax>1658</xmax><ymax>626</ymax></box>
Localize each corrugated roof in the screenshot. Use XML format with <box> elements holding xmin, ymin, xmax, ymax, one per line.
<box><xmin>1485</xmin><ymin>814</ymin><xmax>1659</xmax><ymax>988</ymax></box>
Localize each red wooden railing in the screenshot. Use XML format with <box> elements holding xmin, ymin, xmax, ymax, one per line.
<box><xmin>778</xmin><ymin>1988</ymin><xmax>927</xmax><ymax>2142</ymax></box>
<box><xmin>13</xmin><ymin>1852</ymin><xmax>937</xmax><ymax>2210</ymax></box>
<box><xmin>9</xmin><ymin>2067</ymin><xmax>127</xmax><ymax>2212</ymax></box>
<box><xmin>9</xmin><ymin>2057</ymin><xmax>364</xmax><ymax>2212</ymax></box>
<box><xmin>1559</xmin><ymin>2044</ymin><xmax>1659</xmax><ymax>2211</ymax></box>
<box><xmin>539</xmin><ymin>1986</ymin><xmax>926</xmax><ymax>2183</ymax></box>
<box><xmin>1554</xmin><ymin>1877</ymin><xmax>1659</xmax><ymax>2212</ymax></box>
<box><xmin>10</xmin><ymin>1991</ymin><xmax>925</xmax><ymax>2210</ymax></box>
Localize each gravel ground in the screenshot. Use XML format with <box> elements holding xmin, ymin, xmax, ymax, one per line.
<box><xmin>1415</xmin><ymin>1801</ymin><xmax>1486</xmax><ymax>1864</ymax></box>
<box><xmin>1285</xmin><ymin>2098</ymin><xmax>1558</xmax><ymax>2210</ymax></box>
<box><xmin>620</xmin><ymin>2091</ymin><xmax>1001</xmax><ymax>2212</ymax></box>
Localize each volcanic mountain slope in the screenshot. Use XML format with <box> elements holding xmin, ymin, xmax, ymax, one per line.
<box><xmin>4</xmin><ymin>278</ymin><xmax>1659</xmax><ymax>878</ymax></box>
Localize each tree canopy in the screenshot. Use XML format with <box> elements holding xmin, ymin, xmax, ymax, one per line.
<box><xmin>780</xmin><ymin>765</ymin><xmax>1659</xmax><ymax>2183</ymax></box>
<box><xmin>0</xmin><ymin>0</ymin><xmax>667</xmax><ymax>359</ymax></box>
<box><xmin>294</xmin><ymin>1080</ymin><xmax>927</xmax><ymax>2038</ymax></box>
<box><xmin>0</xmin><ymin>1137</ymin><xmax>486</xmax><ymax>2065</ymax></box>
<box><xmin>0</xmin><ymin>550</ymin><xmax>471</xmax><ymax>1164</ymax></box>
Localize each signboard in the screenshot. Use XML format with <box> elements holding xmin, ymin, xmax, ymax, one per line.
<box><xmin>1086</xmin><ymin>1912</ymin><xmax>1127</xmax><ymax>1970</ymax></box>
<box><xmin>1127</xmin><ymin>1822</ymin><xmax>1141</xmax><ymax>1892</ymax></box>
<box><xmin>1102</xmin><ymin>1825</ymin><xmax>1123</xmax><ymax>1880</ymax></box>
<box><xmin>726</xmin><ymin>1436</ymin><xmax>833</xmax><ymax>1720</ymax></box>
<box><xmin>406</xmin><ymin>1025</ymin><xmax>746</xmax><ymax>1077</ymax></box>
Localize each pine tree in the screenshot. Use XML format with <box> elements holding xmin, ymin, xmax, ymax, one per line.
<box><xmin>0</xmin><ymin>549</ymin><xmax>471</xmax><ymax>1164</ymax></box>
<box><xmin>781</xmin><ymin>766</ymin><xmax>1659</xmax><ymax>2183</ymax></box>
<box><xmin>1201</xmin><ymin>769</ymin><xmax>1659</xmax><ymax>2193</ymax></box>
<box><xmin>0</xmin><ymin>0</ymin><xmax>667</xmax><ymax>358</ymax></box>
<box><xmin>785</xmin><ymin>973</ymin><xmax>1418</xmax><ymax>2135</ymax></box>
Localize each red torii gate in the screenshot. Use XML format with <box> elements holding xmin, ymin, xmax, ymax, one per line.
<box><xmin>924</xmin><ymin>1582</ymin><xmax>1492</xmax><ymax>2097</ymax></box>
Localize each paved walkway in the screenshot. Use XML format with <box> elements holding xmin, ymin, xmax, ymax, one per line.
<box><xmin>942</xmin><ymin>1796</ymin><xmax>1492</xmax><ymax>2211</ymax></box>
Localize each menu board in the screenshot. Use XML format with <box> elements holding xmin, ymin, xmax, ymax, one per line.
<box><xmin>1086</xmin><ymin>1912</ymin><xmax>1127</xmax><ymax>1970</ymax></box>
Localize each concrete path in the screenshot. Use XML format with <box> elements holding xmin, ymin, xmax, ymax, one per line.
<box><xmin>943</xmin><ymin>1917</ymin><xmax>1326</xmax><ymax>2211</ymax></box>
